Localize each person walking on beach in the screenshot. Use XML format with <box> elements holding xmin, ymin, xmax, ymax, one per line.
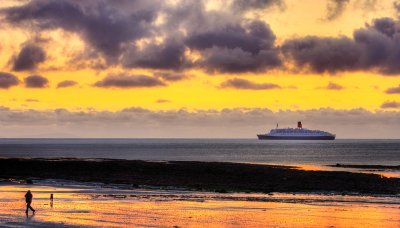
<box><xmin>50</xmin><ymin>193</ymin><xmax>54</xmax><ymax>208</ymax></box>
<box><xmin>25</xmin><ymin>190</ymin><xmax>35</xmax><ymax>214</ymax></box>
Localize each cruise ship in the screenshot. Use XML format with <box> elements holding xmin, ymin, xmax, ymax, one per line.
<box><xmin>257</xmin><ymin>122</ymin><xmax>335</xmax><ymax>140</ymax></box>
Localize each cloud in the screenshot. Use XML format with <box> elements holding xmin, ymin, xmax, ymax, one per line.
<box><xmin>122</xmin><ymin>40</ymin><xmax>188</xmax><ymax>70</ymax></box>
<box><xmin>282</xmin><ymin>17</ymin><xmax>400</xmax><ymax>75</ymax></box>
<box><xmin>187</xmin><ymin>20</ymin><xmax>281</xmax><ymax>73</ymax></box>
<box><xmin>325</xmin><ymin>0</ymin><xmax>350</xmax><ymax>21</ymax></box>
<box><xmin>5</xmin><ymin>0</ymin><xmax>397</xmax><ymax>76</ymax></box>
<box><xmin>3</xmin><ymin>0</ymin><xmax>157</xmax><ymax>60</ymax></box>
<box><xmin>359</xmin><ymin>0</ymin><xmax>379</xmax><ymax>10</ymax></box>
<box><xmin>282</xmin><ymin>36</ymin><xmax>361</xmax><ymax>74</ymax></box>
<box><xmin>386</xmin><ymin>84</ymin><xmax>400</xmax><ymax>94</ymax></box>
<box><xmin>318</xmin><ymin>82</ymin><xmax>345</xmax><ymax>90</ymax></box>
<box><xmin>153</xmin><ymin>72</ymin><xmax>189</xmax><ymax>81</ymax></box>
<box><xmin>0</xmin><ymin>107</ymin><xmax>398</xmax><ymax>138</ymax></box>
<box><xmin>12</xmin><ymin>44</ymin><xmax>46</xmax><ymax>71</ymax></box>
<box><xmin>231</xmin><ymin>0</ymin><xmax>285</xmax><ymax>12</ymax></box>
<box><xmin>94</xmin><ymin>74</ymin><xmax>166</xmax><ymax>88</ymax></box>
<box><xmin>160</xmin><ymin>1</ymin><xmax>282</xmax><ymax>73</ymax></box>
<box><xmin>186</xmin><ymin>21</ymin><xmax>275</xmax><ymax>55</ymax></box>
<box><xmin>2</xmin><ymin>0</ymin><xmax>282</xmax><ymax>74</ymax></box>
<box><xmin>0</xmin><ymin>72</ymin><xmax>19</xmax><ymax>89</ymax></box>
<box><xmin>57</xmin><ymin>80</ymin><xmax>78</xmax><ymax>88</ymax></box>
<box><xmin>220</xmin><ymin>78</ymin><xmax>281</xmax><ymax>90</ymax></box>
<box><xmin>198</xmin><ymin>47</ymin><xmax>281</xmax><ymax>73</ymax></box>
<box><xmin>24</xmin><ymin>75</ymin><xmax>49</xmax><ymax>88</ymax></box>
<box><xmin>381</xmin><ymin>101</ymin><xmax>400</xmax><ymax>109</ymax></box>
<box><xmin>370</xmin><ymin>17</ymin><xmax>397</xmax><ymax>37</ymax></box>
<box><xmin>394</xmin><ymin>1</ymin><xmax>400</xmax><ymax>13</ymax></box>
<box><xmin>1</xmin><ymin>0</ymin><xmax>284</xmax><ymax>74</ymax></box>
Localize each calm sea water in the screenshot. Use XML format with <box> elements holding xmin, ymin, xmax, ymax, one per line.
<box><xmin>0</xmin><ymin>139</ymin><xmax>399</xmax><ymax>166</ymax></box>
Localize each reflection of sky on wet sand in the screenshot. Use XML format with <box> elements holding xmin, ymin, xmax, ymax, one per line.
<box><xmin>295</xmin><ymin>164</ymin><xmax>400</xmax><ymax>178</ymax></box>
<box><xmin>242</xmin><ymin>163</ymin><xmax>400</xmax><ymax>178</ymax></box>
<box><xmin>0</xmin><ymin>183</ymin><xmax>399</xmax><ymax>227</ymax></box>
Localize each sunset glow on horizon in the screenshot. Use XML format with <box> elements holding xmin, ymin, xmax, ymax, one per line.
<box><xmin>0</xmin><ymin>0</ymin><xmax>399</xmax><ymax>138</ymax></box>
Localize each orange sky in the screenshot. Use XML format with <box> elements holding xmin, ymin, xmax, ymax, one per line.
<box><xmin>0</xmin><ymin>0</ymin><xmax>399</xmax><ymax>137</ymax></box>
<box><xmin>0</xmin><ymin>0</ymin><xmax>397</xmax><ymax>111</ymax></box>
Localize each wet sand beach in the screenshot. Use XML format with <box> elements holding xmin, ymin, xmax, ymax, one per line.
<box><xmin>0</xmin><ymin>182</ymin><xmax>399</xmax><ymax>227</ymax></box>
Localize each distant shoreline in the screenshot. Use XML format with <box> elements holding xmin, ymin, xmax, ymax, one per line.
<box><xmin>0</xmin><ymin>138</ymin><xmax>400</xmax><ymax>140</ymax></box>
<box><xmin>0</xmin><ymin>158</ymin><xmax>399</xmax><ymax>195</ymax></box>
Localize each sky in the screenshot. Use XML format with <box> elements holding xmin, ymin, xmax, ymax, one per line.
<box><xmin>0</xmin><ymin>0</ymin><xmax>399</xmax><ymax>138</ymax></box>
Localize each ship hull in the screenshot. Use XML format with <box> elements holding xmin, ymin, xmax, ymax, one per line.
<box><xmin>257</xmin><ymin>135</ymin><xmax>335</xmax><ymax>140</ymax></box>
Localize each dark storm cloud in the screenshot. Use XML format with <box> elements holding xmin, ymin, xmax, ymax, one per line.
<box><xmin>369</xmin><ymin>17</ymin><xmax>398</xmax><ymax>37</ymax></box>
<box><xmin>220</xmin><ymin>78</ymin><xmax>281</xmax><ymax>90</ymax></box>
<box><xmin>186</xmin><ymin>21</ymin><xmax>276</xmax><ymax>55</ymax></box>
<box><xmin>197</xmin><ymin>47</ymin><xmax>281</xmax><ymax>73</ymax></box>
<box><xmin>12</xmin><ymin>44</ymin><xmax>46</xmax><ymax>71</ymax></box>
<box><xmin>3</xmin><ymin>0</ymin><xmax>156</xmax><ymax>59</ymax></box>
<box><xmin>24</xmin><ymin>75</ymin><xmax>49</xmax><ymax>88</ymax></box>
<box><xmin>122</xmin><ymin>40</ymin><xmax>188</xmax><ymax>70</ymax></box>
<box><xmin>160</xmin><ymin>1</ymin><xmax>283</xmax><ymax>73</ymax></box>
<box><xmin>57</xmin><ymin>80</ymin><xmax>78</xmax><ymax>88</ymax></box>
<box><xmin>325</xmin><ymin>0</ymin><xmax>350</xmax><ymax>21</ymax></box>
<box><xmin>0</xmin><ymin>72</ymin><xmax>19</xmax><ymax>89</ymax></box>
<box><xmin>94</xmin><ymin>74</ymin><xmax>166</xmax><ymax>88</ymax></box>
<box><xmin>231</xmin><ymin>0</ymin><xmax>285</xmax><ymax>12</ymax></box>
<box><xmin>282</xmin><ymin>17</ymin><xmax>400</xmax><ymax>75</ymax></box>
<box><xmin>282</xmin><ymin>36</ymin><xmax>360</xmax><ymax>73</ymax></box>
<box><xmin>318</xmin><ymin>82</ymin><xmax>345</xmax><ymax>90</ymax></box>
<box><xmin>161</xmin><ymin>2</ymin><xmax>282</xmax><ymax>73</ymax></box>
<box><xmin>3</xmin><ymin>0</ymin><xmax>282</xmax><ymax>74</ymax></box>
<box><xmin>153</xmin><ymin>72</ymin><xmax>189</xmax><ymax>81</ymax></box>
<box><xmin>161</xmin><ymin>0</ymin><xmax>238</xmax><ymax>34</ymax></box>
<box><xmin>381</xmin><ymin>101</ymin><xmax>400</xmax><ymax>108</ymax></box>
<box><xmin>386</xmin><ymin>84</ymin><xmax>400</xmax><ymax>94</ymax></box>
<box><xmin>187</xmin><ymin>20</ymin><xmax>281</xmax><ymax>73</ymax></box>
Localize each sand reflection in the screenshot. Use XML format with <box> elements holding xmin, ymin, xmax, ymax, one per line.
<box><xmin>0</xmin><ymin>183</ymin><xmax>399</xmax><ymax>227</ymax></box>
<box><xmin>297</xmin><ymin>164</ymin><xmax>400</xmax><ymax>178</ymax></box>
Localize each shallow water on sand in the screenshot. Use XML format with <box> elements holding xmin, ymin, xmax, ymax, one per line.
<box><xmin>0</xmin><ymin>182</ymin><xmax>399</xmax><ymax>227</ymax></box>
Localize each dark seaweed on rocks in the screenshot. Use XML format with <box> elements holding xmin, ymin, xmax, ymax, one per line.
<box><xmin>0</xmin><ymin>158</ymin><xmax>399</xmax><ymax>194</ymax></box>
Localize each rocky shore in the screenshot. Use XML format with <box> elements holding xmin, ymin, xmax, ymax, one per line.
<box><xmin>0</xmin><ymin>158</ymin><xmax>399</xmax><ymax>194</ymax></box>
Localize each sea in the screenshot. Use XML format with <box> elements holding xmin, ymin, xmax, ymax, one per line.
<box><xmin>0</xmin><ymin>139</ymin><xmax>399</xmax><ymax>174</ymax></box>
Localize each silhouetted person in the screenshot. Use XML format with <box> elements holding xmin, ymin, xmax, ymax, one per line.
<box><xmin>50</xmin><ymin>193</ymin><xmax>54</xmax><ymax>208</ymax></box>
<box><xmin>25</xmin><ymin>190</ymin><xmax>35</xmax><ymax>214</ymax></box>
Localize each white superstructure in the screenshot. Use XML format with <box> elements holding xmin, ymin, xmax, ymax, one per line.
<box><xmin>257</xmin><ymin>122</ymin><xmax>336</xmax><ymax>140</ymax></box>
